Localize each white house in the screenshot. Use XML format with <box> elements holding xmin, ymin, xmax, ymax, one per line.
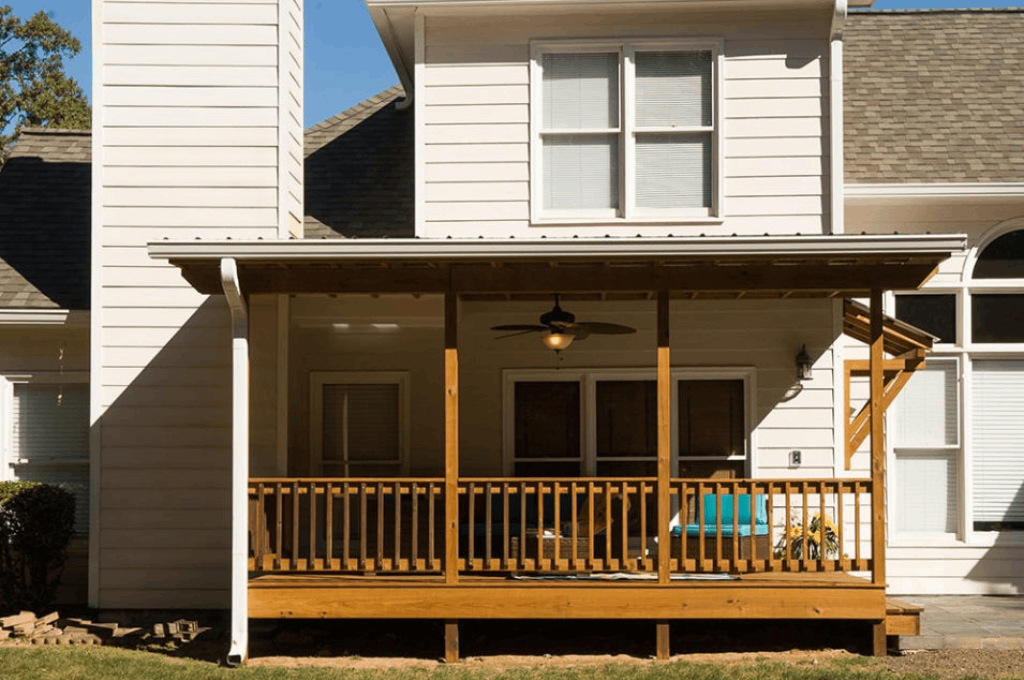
<box><xmin>1</xmin><ymin>0</ymin><xmax>1021</xmax><ymax>663</ymax></box>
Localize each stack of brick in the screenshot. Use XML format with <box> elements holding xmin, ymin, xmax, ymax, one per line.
<box><xmin>0</xmin><ymin>611</ymin><xmax>107</xmax><ymax>645</ymax></box>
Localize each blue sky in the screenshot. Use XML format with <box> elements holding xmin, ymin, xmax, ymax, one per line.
<box><xmin>6</xmin><ymin>0</ymin><xmax>1022</xmax><ymax>128</ymax></box>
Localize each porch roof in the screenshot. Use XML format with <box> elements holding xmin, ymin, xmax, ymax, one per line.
<box><xmin>149</xmin><ymin>234</ymin><xmax>965</xmax><ymax>299</ymax></box>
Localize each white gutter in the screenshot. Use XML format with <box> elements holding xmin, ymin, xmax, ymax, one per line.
<box><xmin>149</xmin><ymin>234</ymin><xmax>967</xmax><ymax>262</ymax></box>
<box><xmin>829</xmin><ymin>0</ymin><xmax>846</xmax><ymax>234</ymax></box>
<box><xmin>221</xmin><ymin>258</ymin><xmax>250</xmax><ymax>668</ymax></box>
<box><xmin>846</xmin><ymin>183</ymin><xmax>1024</xmax><ymax>198</ymax></box>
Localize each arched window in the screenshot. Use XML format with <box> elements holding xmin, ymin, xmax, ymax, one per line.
<box><xmin>971</xmin><ymin>229</ymin><xmax>1024</xmax><ymax>343</ymax></box>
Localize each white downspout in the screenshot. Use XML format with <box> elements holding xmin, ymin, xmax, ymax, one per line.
<box><xmin>830</xmin><ymin>0</ymin><xmax>848</xmax><ymax>234</ymax></box>
<box><xmin>222</xmin><ymin>258</ymin><xmax>250</xmax><ymax>667</ymax></box>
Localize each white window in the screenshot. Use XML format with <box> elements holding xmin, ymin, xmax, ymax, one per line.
<box><xmin>1</xmin><ymin>375</ymin><xmax>90</xmax><ymax>534</ymax></box>
<box><xmin>970</xmin><ymin>360</ymin><xmax>1024</xmax><ymax>531</ymax></box>
<box><xmin>504</xmin><ymin>368</ymin><xmax>751</xmax><ymax>476</ymax></box>
<box><xmin>890</xmin><ymin>360</ymin><xmax>960</xmax><ymax>535</ymax></box>
<box><xmin>310</xmin><ymin>372</ymin><xmax>409</xmax><ymax>476</ymax></box>
<box><xmin>531</xmin><ymin>39</ymin><xmax>723</xmax><ymax>224</ymax></box>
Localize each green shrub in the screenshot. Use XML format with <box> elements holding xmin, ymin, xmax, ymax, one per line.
<box><xmin>0</xmin><ymin>480</ymin><xmax>76</xmax><ymax>612</ymax></box>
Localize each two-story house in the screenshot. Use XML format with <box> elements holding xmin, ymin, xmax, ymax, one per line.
<box><xmin>2</xmin><ymin>0</ymin><xmax>1022</xmax><ymax>664</ymax></box>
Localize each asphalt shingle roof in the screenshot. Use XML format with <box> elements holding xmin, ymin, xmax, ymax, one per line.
<box><xmin>303</xmin><ymin>85</ymin><xmax>413</xmax><ymax>238</ymax></box>
<box><xmin>0</xmin><ymin>129</ymin><xmax>90</xmax><ymax>309</ymax></box>
<box><xmin>845</xmin><ymin>9</ymin><xmax>1024</xmax><ymax>183</ymax></box>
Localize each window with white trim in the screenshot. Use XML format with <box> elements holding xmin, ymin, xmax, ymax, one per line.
<box><xmin>890</xmin><ymin>359</ymin><xmax>960</xmax><ymax>535</ymax></box>
<box><xmin>893</xmin><ymin>225</ymin><xmax>1024</xmax><ymax>536</ymax></box>
<box><xmin>310</xmin><ymin>372</ymin><xmax>409</xmax><ymax>476</ymax></box>
<box><xmin>531</xmin><ymin>39</ymin><xmax>722</xmax><ymax>223</ymax></box>
<box><xmin>2</xmin><ymin>375</ymin><xmax>90</xmax><ymax>534</ymax></box>
<box><xmin>505</xmin><ymin>369</ymin><xmax>750</xmax><ymax>477</ymax></box>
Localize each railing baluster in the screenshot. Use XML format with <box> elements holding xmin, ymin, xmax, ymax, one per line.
<box><xmin>855</xmin><ymin>481</ymin><xmax>863</xmax><ymax>568</ymax></box>
<box><xmin>308</xmin><ymin>481</ymin><xmax>317</xmax><ymax>570</ymax></box>
<box><xmin>553</xmin><ymin>482</ymin><xmax>561</xmax><ymax>565</ymax></box>
<box><xmin>783</xmin><ymin>482</ymin><xmax>792</xmax><ymax>571</ymax></box>
<box><xmin>364</xmin><ymin>481</ymin><xmax>372</xmax><ymax>569</ymax></box>
<box><xmin>467</xmin><ymin>481</ymin><xmax>476</xmax><ymax>568</ymax></box>
<box><xmin>325</xmin><ymin>482</ymin><xmax>334</xmax><ymax>570</ymax></box>
<box><xmin>394</xmin><ymin>482</ymin><xmax>402</xmax><ymax>570</ymax></box>
<box><xmin>291</xmin><ymin>480</ymin><xmax>300</xmax><ymax>571</ymax></box>
<box><xmin>255</xmin><ymin>483</ymin><xmax>267</xmax><ymax>571</ymax></box>
<box><xmin>411</xmin><ymin>482</ymin><xmax>420</xmax><ymax>569</ymax></box>
<box><xmin>343</xmin><ymin>483</ymin><xmax>351</xmax><ymax>569</ymax></box>
<box><xmin>428</xmin><ymin>483</ymin><xmax>436</xmax><ymax>571</ymax></box>
<box><xmin>376</xmin><ymin>482</ymin><xmax>385</xmax><ymax>570</ymax></box>
<box><xmin>484</xmin><ymin>482</ymin><xmax>493</xmax><ymax>566</ymax></box>
<box><xmin>502</xmin><ymin>483</ymin><xmax>511</xmax><ymax>570</ymax></box>
<box><xmin>801</xmin><ymin>483</ymin><xmax>810</xmax><ymax>571</ymax></box>
<box><xmin>620</xmin><ymin>482</ymin><xmax>629</xmax><ymax>570</ymax></box>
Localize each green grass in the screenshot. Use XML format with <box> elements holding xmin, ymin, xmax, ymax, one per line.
<box><xmin>0</xmin><ymin>647</ymin><xmax>944</xmax><ymax>680</ymax></box>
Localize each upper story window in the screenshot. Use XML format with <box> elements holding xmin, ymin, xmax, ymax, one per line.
<box><xmin>531</xmin><ymin>39</ymin><xmax>723</xmax><ymax>224</ymax></box>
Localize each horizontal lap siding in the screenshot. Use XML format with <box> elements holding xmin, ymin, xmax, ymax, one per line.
<box><xmin>97</xmin><ymin>0</ymin><xmax>293</xmax><ymax>608</ymax></box>
<box><xmin>420</xmin><ymin>13</ymin><xmax>828</xmax><ymax>238</ymax></box>
<box><xmin>458</xmin><ymin>298</ymin><xmax>838</xmax><ymax>476</ymax></box>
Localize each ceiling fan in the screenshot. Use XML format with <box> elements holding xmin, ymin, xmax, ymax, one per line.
<box><xmin>490</xmin><ymin>295</ymin><xmax>636</xmax><ymax>351</ymax></box>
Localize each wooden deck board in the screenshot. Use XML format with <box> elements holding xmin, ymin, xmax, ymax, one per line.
<box><xmin>249</xmin><ymin>572</ymin><xmax>887</xmax><ymax>621</ymax></box>
<box><xmin>885</xmin><ymin>597</ymin><xmax>923</xmax><ymax>636</ymax></box>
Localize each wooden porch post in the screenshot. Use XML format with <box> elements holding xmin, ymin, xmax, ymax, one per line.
<box><xmin>869</xmin><ymin>290</ymin><xmax>888</xmax><ymax>655</ymax></box>
<box><xmin>657</xmin><ymin>291</ymin><xmax>671</xmax><ymax>585</ymax></box>
<box><xmin>444</xmin><ymin>291</ymin><xmax>459</xmax><ymax>587</ymax></box>
<box><xmin>868</xmin><ymin>289</ymin><xmax>886</xmax><ymax>588</ymax></box>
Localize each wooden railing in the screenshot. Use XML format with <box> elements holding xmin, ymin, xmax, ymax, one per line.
<box><xmin>249</xmin><ymin>477</ymin><xmax>873</xmax><ymax>577</ymax></box>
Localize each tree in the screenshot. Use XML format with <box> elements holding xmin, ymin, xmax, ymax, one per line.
<box><xmin>1</xmin><ymin>5</ymin><xmax>90</xmax><ymax>163</ymax></box>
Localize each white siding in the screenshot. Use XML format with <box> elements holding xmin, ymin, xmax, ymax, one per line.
<box><xmin>419</xmin><ymin>8</ymin><xmax>831</xmax><ymax>238</ymax></box>
<box><xmin>94</xmin><ymin>0</ymin><xmax>300</xmax><ymax>609</ymax></box>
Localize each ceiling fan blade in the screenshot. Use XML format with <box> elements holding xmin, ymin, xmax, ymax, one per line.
<box><xmin>550</xmin><ymin>321</ymin><xmax>590</xmax><ymax>340</ymax></box>
<box><xmin>495</xmin><ymin>329</ymin><xmax>544</xmax><ymax>340</ymax></box>
<box><xmin>577</xmin><ymin>321</ymin><xmax>637</xmax><ymax>335</ymax></box>
<box><xmin>491</xmin><ymin>324</ymin><xmax>546</xmax><ymax>332</ymax></box>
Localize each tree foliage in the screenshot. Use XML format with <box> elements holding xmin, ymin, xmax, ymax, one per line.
<box><xmin>1</xmin><ymin>5</ymin><xmax>90</xmax><ymax>163</ymax></box>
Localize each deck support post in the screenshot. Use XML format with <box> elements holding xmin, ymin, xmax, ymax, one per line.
<box><xmin>869</xmin><ymin>290</ymin><xmax>886</xmax><ymax>588</ymax></box>
<box><xmin>222</xmin><ymin>258</ymin><xmax>250</xmax><ymax>666</ymax></box>
<box><xmin>444</xmin><ymin>620</ymin><xmax>459</xmax><ymax>663</ymax></box>
<box><xmin>657</xmin><ymin>291</ymin><xmax>671</xmax><ymax>584</ymax></box>
<box><xmin>444</xmin><ymin>290</ymin><xmax>459</xmax><ymax>585</ymax></box>
<box><xmin>871</xmin><ymin>620</ymin><xmax>887</xmax><ymax>657</ymax></box>
<box><xmin>656</xmin><ymin>620</ymin><xmax>670</xmax><ymax>660</ymax></box>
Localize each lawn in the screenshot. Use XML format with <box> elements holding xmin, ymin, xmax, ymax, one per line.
<box><xmin>0</xmin><ymin>647</ymin><xmax>938</xmax><ymax>680</ymax></box>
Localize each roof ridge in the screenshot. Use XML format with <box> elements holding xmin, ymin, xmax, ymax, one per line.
<box><xmin>306</xmin><ymin>84</ymin><xmax>405</xmax><ymax>133</ymax></box>
<box><xmin>16</xmin><ymin>127</ymin><xmax>91</xmax><ymax>136</ymax></box>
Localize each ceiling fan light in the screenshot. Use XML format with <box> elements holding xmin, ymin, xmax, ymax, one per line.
<box><xmin>541</xmin><ymin>331</ymin><xmax>574</xmax><ymax>351</ymax></box>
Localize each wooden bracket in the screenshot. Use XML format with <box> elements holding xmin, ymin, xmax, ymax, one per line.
<box><xmin>844</xmin><ymin>349</ymin><xmax>926</xmax><ymax>470</ymax></box>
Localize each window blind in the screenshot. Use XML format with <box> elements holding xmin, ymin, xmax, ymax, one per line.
<box><xmin>971</xmin><ymin>360</ymin><xmax>1024</xmax><ymax>527</ymax></box>
<box><xmin>892</xmin><ymin>361</ymin><xmax>958</xmax><ymax>448</ymax></box>
<box><xmin>896</xmin><ymin>451</ymin><xmax>958</xmax><ymax>533</ymax></box>
<box><xmin>322</xmin><ymin>384</ymin><xmax>400</xmax><ymax>473</ymax></box>
<box><xmin>635</xmin><ymin>51</ymin><xmax>711</xmax><ymax>128</ymax></box>
<box><xmin>11</xmin><ymin>383</ymin><xmax>89</xmax><ymax>533</ymax></box>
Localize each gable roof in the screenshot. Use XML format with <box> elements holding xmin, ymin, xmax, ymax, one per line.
<box><xmin>845</xmin><ymin>8</ymin><xmax>1024</xmax><ymax>184</ymax></box>
<box><xmin>304</xmin><ymin>85</ymin><xmax>413</xmax><ymax>238</ymax></box>
<box><xmin>0</xmin><ymin>129</ymin><xmax>91</xmax><ymax>310</ymax></box>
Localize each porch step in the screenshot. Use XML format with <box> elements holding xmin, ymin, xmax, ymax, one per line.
<box><xmin>886</xmin><ymin>598</ymin><xmax>923</xmax><ymax>637</ymax></box>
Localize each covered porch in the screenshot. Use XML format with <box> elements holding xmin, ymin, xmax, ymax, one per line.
<box><xmin>150</xmin><ymin>234</ymin><xmax>963</xmax><ymax>663</ymax></box>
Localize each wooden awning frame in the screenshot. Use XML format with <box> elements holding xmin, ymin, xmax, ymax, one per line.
<box><xmin>842</xmin><ymin>299</ymin><xmax>934</xmax><ymax>470</ymax></box>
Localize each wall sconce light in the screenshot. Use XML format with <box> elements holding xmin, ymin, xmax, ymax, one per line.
<box><xmin>795</xmin><ymin>344</ymin><xmax>813</xmax><ymax>381</ymax></box>
<box><xmin>541</xmin><ymin>331</ymin><xmax>575</xmax><ymax>352</ymax></box>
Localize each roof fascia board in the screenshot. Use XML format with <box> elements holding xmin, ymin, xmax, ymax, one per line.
<box><xmin>367</xmin><ymin>5</ymin><xmax>415</xmax><ymax>103</ymax></box>
<box><xmin>368</xmin><ymin>0</ymin><xmax>828</xmax><ymax>8</ymax></box>
<box><xmin>846</xmin><ymin>183</ymin><xmax>1024</xmax><ymax>199</ymax></box>
<box><xmin>149</xmin><ymin>234</ymin><xmax>966</xmax><ymax>263</ymax></box>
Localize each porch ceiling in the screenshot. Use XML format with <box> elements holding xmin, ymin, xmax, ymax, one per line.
<box><xmin>148</xmin><ymin>234</ymin><xmax>965</xmax><ymax>298</ymax></box>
